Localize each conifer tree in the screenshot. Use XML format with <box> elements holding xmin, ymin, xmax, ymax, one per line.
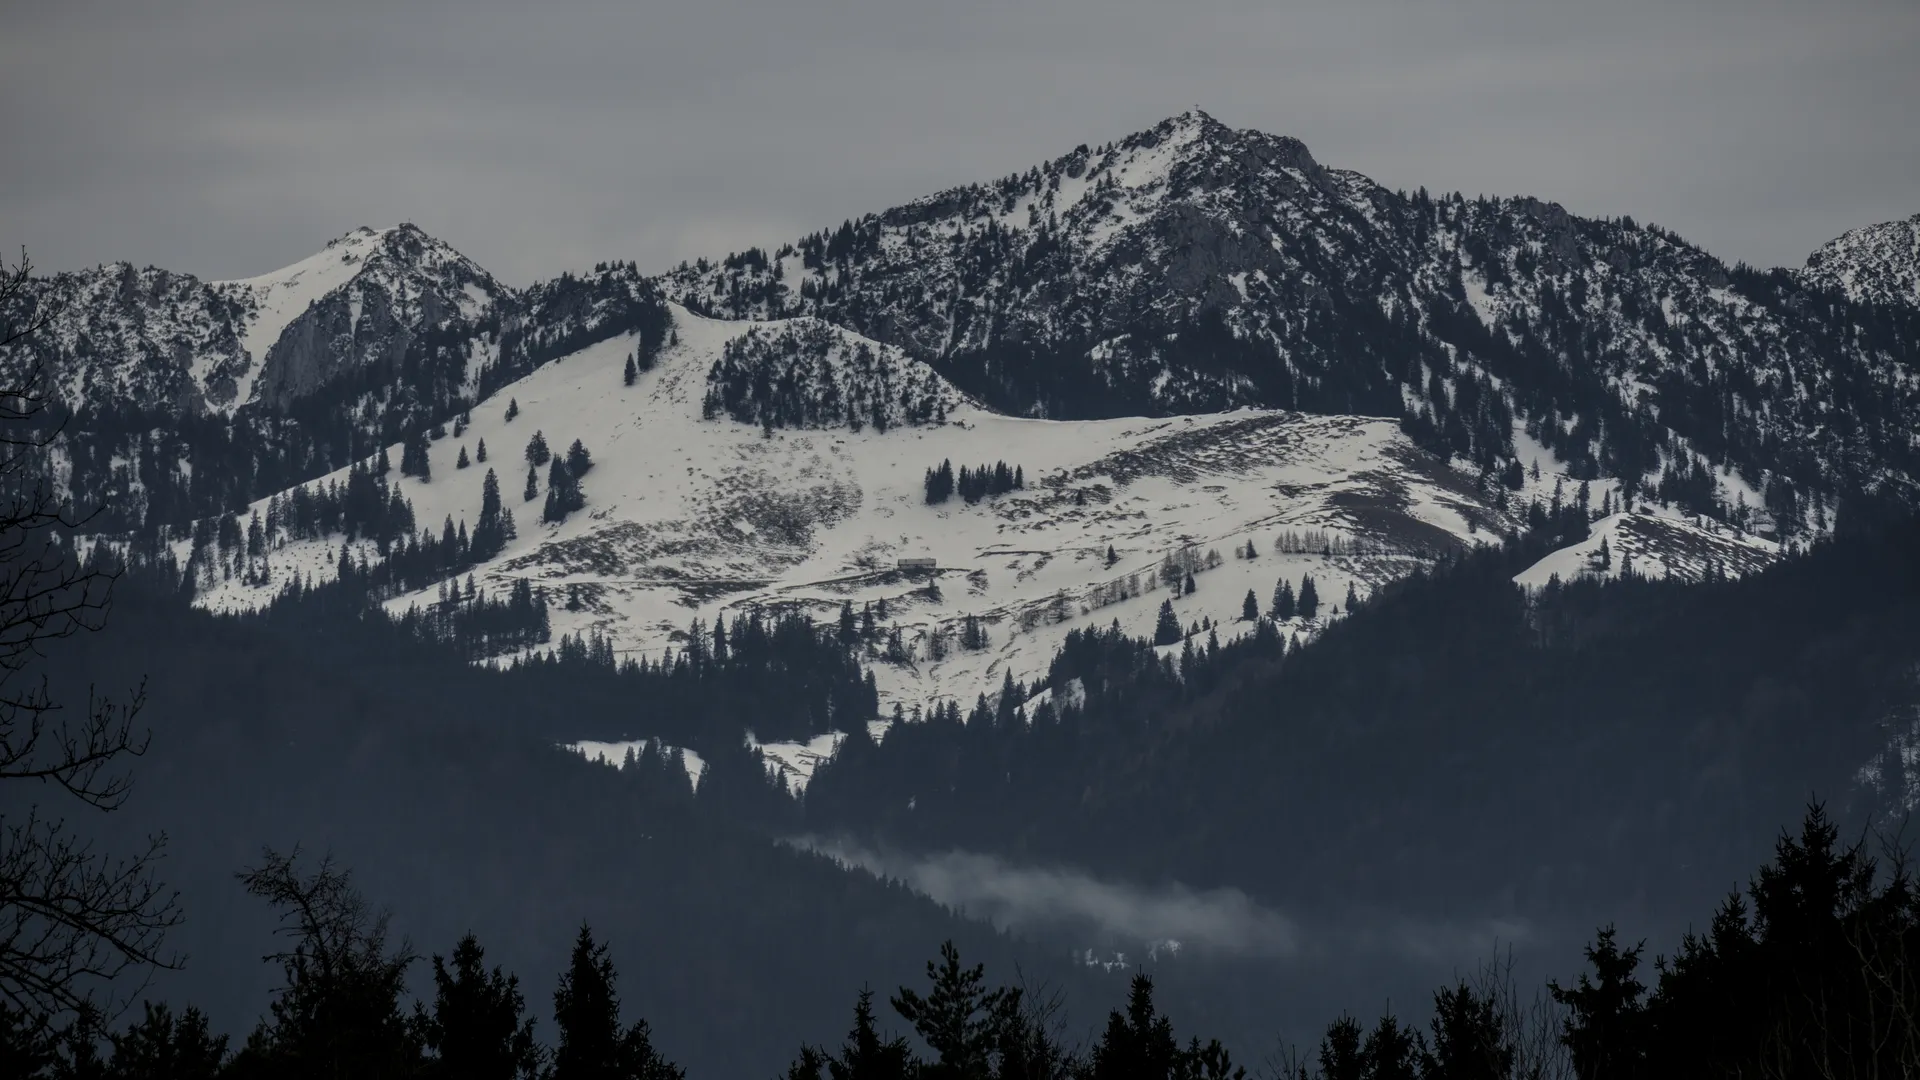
<box><xmin>1298</xmin><ymin>575</ymin><xmax>1320</xmax><ymax>620</ymax></box>
<box><xmin>1318</xmin><ymin>1017</ymin><xmax>1363</xmax><ymax>1080</ymax></box>
<box><xmin>1272</xmin><ymin>579</ymin><xmax>1296</xmax><ymax>620</ymax></box>
<box><xmin>1106</xmin><ymin>545</ymin><xmax>1118</xmax><ymax>567</ymax></box>
<box><xmin>1153</xmin><ymin>600</ymin><xmax>1182</xmax><ymax>646</ymax></box>
<box><xmin>1425</xmin><ymin>982</ymin><xmax>1512</xmax><ymax>1080</ymax></box>
<box><xmin>1241</xmin><ymin>590</ymin><xmax>1259</xmax><ymax>622</ymax></box>
<box><xmin>420</xmin><ymin>933</ymin><xmax>541</xmax><ymax>1080</ymax></box>
<box><xmin>1345</xmin><ymin>581</ymin><xmax>1360</xmax><ymax>612</ymax></box>
<box><xmin>477</xmin><ymin>438</ymin><xmax>488</xmax><ymax>463</ymax></box>
<box><xmin>1548</xmin><ymin>927</ymin><xmax>1647</xmax><ymax>1080</ymax></box>
<box><xmin>1085</xmin><ymin>975</ymin><xmax>1181</xmax><ymax>1080</ymax></box>
<box><xmin>457</xmin><ymin>445</ymin><xmax>471</xmax><ymax>470</ymax></box>
<box><xmin>623</xmin><ymin>355</ymin><xmax>638</xmax><ymax>387</ymax></box>
<box><xmin>889</xmin><ymin>942</ymin><xmax>1017</xmax><ymax>1080</ymax></box>
<box><xmin>401</xmin><ymin>432</ymin><xmax>432</xmax><ymax>481</ymax></box>
<box><xmin>567</xmin><ymin>440</ymin><xmax>593</xmax><ymax>478</ymax></box>
<box><xmin>543</xmin><ymin>458</ymin><xmax>584</xmax><ymax>524</ymax></box>
<box><xmin>526</xmin><ymin>431</ymin><xmax>550</xmax><ymax>467</ymax></box>
<box><xmin>833</xmin><ymin>988</ymin><xmax>913</xmax><ymax>1080</ymax></box>
<box><xmin>551</xmin><ymin>926</ymin><xmax>682</xmax><ymax>1080</ymax></box>
<box><xmin>505</xmin><ymin>398</ymin><xmax>520</xmax><ymax>422</ymax></box>
<box><xmin>525</xmin><ymin>464</ymin><xmax>540</xmax><ymax>503</ymax></box>
<box><xmin>107</xmin><ymin>1002</ymin><xmax>228</xmax><ymax>1080</ymax></box>
<box><xmin>1360</xmin><ymin>1015</ymin><xmax>1423</xmax><ymax>1080</ymax></box>
<box><xmin>1183</xmin><ymin>571</ymin><xmax>1196</xmax><ymax>595</ymax></box>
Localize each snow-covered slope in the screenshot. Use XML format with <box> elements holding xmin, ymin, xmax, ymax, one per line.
<box><xmin>1514</xmin><ymin>507</ymin><xmax>1780</xmax><ymax>589</ymax></box>
<box><xmin>196</xmin><ymin>305</ymin><xmax>1519</xmax><ymax>723</ymax></box>
<box><xmin>1800</xmin><ymin>212</ymin><xmax>1920</xmax><ymax>311</ymax></box>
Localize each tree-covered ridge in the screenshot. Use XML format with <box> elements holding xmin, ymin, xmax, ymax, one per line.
<box><xmin>803</xmin><ymin>518</ymin><xmax>1920</xmax><ymax>926</ymax></box>
<box><xmin>701</xmin><ymin>320</ymin><xmax>965</xmax><ymax>432</ymax></box>
<box><xmin>660</xmin><ymin>112</ymin><xmax>1920</xmax><ymax>531</ymax></box>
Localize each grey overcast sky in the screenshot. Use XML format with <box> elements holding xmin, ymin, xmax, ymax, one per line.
<box><xmin>4</xmin><ymin>0</ymin><xmax>1916</xmax><ymax>286</ymax></box>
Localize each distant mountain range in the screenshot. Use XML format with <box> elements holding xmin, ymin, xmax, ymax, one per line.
<box><xmin>9</xmin><ymin>113</ymin><xmax>1919</xmax><ymax>1077</ymax></box>
<box><xmin>1</xmin><ymin>113</ymin><xmax>1915</xmax><ymax>721</ymax></box>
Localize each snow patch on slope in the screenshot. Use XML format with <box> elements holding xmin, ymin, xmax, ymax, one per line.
<box><xmin>1514</xmin><ymin>507</ymin><xmax>1779</xmax><ymax>588</ymax></box>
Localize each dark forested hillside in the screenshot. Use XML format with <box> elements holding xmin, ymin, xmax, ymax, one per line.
<box><xmin>19</xmin><ymin>577</ymin><xmax>1099</xmax><ymax>1079</ymax></box>
<box><xmin>805</xmin><ymin>519</ymin><xmax>1920</xmax><ymax>944</ymax></box>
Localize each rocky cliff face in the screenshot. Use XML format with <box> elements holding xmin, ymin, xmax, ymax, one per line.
<box><xmin>239</xmin><ymin>224</ymin><xmax>502</xmax><ymax>409</ymax></box>
<box><xmin>5</xmin><ymin>223</ymin><xmax>504</xmax><ymax>419</ymax></box>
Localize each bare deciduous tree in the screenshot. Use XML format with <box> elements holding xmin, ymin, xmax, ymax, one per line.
<box><xmin>0</xmin><ymin>247</ymin><xmax>180</xmax><ymax>1020</ymax></box>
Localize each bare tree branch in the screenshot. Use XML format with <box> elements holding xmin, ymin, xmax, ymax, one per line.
<box><xmin>0</xmin><ymin>246</ymin><xmax>179</xmax><ymax>1023</ymax></box>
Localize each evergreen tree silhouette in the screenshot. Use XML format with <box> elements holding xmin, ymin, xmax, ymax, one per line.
<box><xmin>1319</xmin><ymin>1016</ymin><xmax>1363</xmax><ymax>1080</ymax></box>
<box><xmin>419</xmin><ymin>933</ymin><xmax>541</xmax><ymax>1080</ymax></box>
<box><xmin>106</xmin><ymin>1002</ymin><xmax>228</xmax><ymax>1080</ymax></box>
<box><xmin>1272</xmin><ymin>578</ymin><xmax>1296</xmax><ymax>620</ymax></box>
<box><xmin>1548</xmin><ymin>926</ymin><xmax>1647</xmax><ymax>1080</ymax></box>
<box><xmin>889</xmin><ymin>941</ymin><xmax>1017</xmax><ymax>1080</ymax></box>
<box><xmin>551</xmin><ymin>925</ymin><xmax>682</xmax><ymax>1080</ymax></box>
<box><xmin>1153</xmin><ymin>600</ymin><xmax>1182</xmax><ymax>646</ymax></box>
<box><xmin>1425</xmin><ymin>981</ymin><xmax>1512</xmax><ymax>1080</ymax></box>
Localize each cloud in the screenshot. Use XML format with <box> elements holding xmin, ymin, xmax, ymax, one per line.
<box><xmin>795</xmin><ymin>837</ymin><xmax>1546</xmax><ymax>972</ymax></box>
<box><xmin>797</xmin><ymin>837</ymin><xmax>1298</xmax><ymax>957</ymax></box>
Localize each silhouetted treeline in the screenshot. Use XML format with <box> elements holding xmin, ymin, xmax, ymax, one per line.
<box><xmin>10</xmin><ymin>802</ymin><xmax>1917</xmax><ymax>1080</ymax></box>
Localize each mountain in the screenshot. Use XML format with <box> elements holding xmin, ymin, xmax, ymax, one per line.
<box><xmin>660</xmin><ymin>110</ymin><xmax>1920</xmax><ymax>529</ymax></box>
<box><xmin>13</xmin><ymin>223</ymin><xmax>502</xmax><ymax>416</ymax></box>
<box><xmin>2</xmin><ymin>227</ymin><xmax>669</xmax><ymax>531</ymax></box>
<box><xmin>1800</xmin><ymin>212</ymin><xmax>1920</xmax><ymax>311</ymax></box>
<box><xmin>186</xmin><ymin>304</ymin><xmax>1582</xmax><ymax>758</ymax></box>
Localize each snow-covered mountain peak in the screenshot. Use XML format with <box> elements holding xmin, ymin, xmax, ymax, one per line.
<box><xmin>3</xmin><ymin>222</ymin><xmax>505</xmax><ymax>423</ymax></box>
<box><xmin>210</xmin><ymin>222</ymin><xmax>504</xmax><ymax>409</ymax></box>
<box><xmin>1800</xmin><ymin>212</ymin><xmax>1920</xmax><ymax>310</ymax></box>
